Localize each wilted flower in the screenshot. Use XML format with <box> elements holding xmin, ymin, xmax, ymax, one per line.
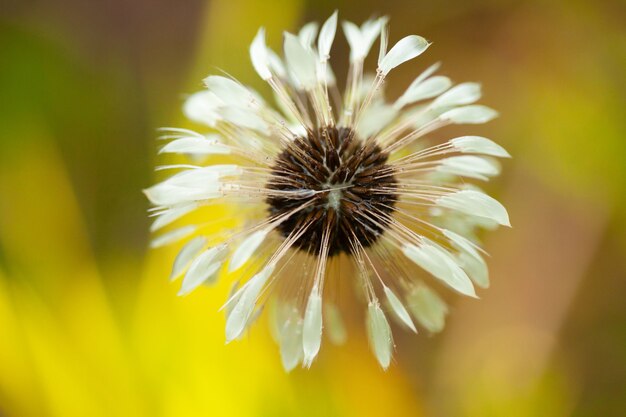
<box><xmin>146</xmin><ymin>12</ymin><xmax>510</xmax><ymax>370</ymax></box>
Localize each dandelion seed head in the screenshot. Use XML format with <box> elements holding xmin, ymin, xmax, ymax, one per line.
<box><xmin>147</xmin><ymin>12</ymin><xmax>510</xmax><ymax>370</ymax></box>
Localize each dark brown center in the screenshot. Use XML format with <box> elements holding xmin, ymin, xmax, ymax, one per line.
<box><xmin>266</xmin><ymin>126</ymin><xmax>398</xmax><ymax>256</ymax></box>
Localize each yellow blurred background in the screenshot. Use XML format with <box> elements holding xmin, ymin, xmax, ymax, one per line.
<box><xmin>1</xmin><ymin>0</ymin><xmax>625</xmax><ymax>416</ymax></box>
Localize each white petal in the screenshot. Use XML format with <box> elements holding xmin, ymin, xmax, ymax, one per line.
<box><xmin>442</xmin><ymin>229</ymin><xmax>482</xmax><ymax>260</ymax></box>
<box><xmin>243</xmin><ymin>305</ymin><xmax>264</xmax><ymax>333</ymax></box>
<box><xmin>145</xmin><ymin>165</ymin><xmax>239</xmax><ymax>205</ymax></box>
<box><xmin>154</xmin><ymin>164</ymin><xmax>201</xmax><ymax>172</ymax></box>
<box><xmin>342</xmin><ymin>21</ymin><xmax>363</xmax><ymax>62</ymax></box>
<box><xmin>342</xmin><ymin>18</ymin><xmax>385</xmax><ymax>62</ymax></box>
<box><xmin>413</xmin><ymin>62</ymin><xmax>441</xmax><ymax>86</ymax></box>
<box><xmin>207</xmin><ymin>164</ymin><xmax>243</xmax><ymax>177</ymax></box>
<box><xmin>159</xmin><ymin>135</ymin><xmax>230</xmax><ymax>155</ymax></box>
<box><xmin>402</xmin><ymin>240</ymin><xmax>477</xmax><ymax>297</ymax></box>
<box><xmin>436</xmin><ymin>189</ymin><xmax>510</xmax><ymax>227</ymax></box>
<box><xmin>406</xmin><ymin>284</ymin><xmax>448</xmax><ymax>333</ymax></box>
<box><xmin>178</xmin><ymin>244</ymin><xmax>228</xmax><ymax>295</ymax></box>
<box><xmin>431</xmin><ymin>82</ymin><xmax>481</xmax><ymax>108</ymax></box>
<box><xmin>222</xmin><ymin>280</ymin><xmax>242</xmax><ymax>316</ymax></box>
<box><xmin>378</xmin><ymin>35</ymin><xmax>430</xmax><ymax>76</ymax></box>
<box><xmin>362</xmin><ymin>17</ymin><xmax>387</xmax><ymax>62</ymax></box>
<box><xmin>437</xmin><ymin>155</ymin><xmax>500</xmax><ymax>180</ymax></box>
<box><xmin>298</xmin><ymin>22</ymin><xmax>318</xmax><ymax>47</ymax></box>
<box><xmin>228</xmin><ymin>228</ymin><xmax>271</xmax><ymax>272</ymax></box>
<box><xmin>377</xmin><ymin>22</ymin><xmax>388</xmax><ymax>67</ymax></box>
<box><xmin>250</xmin><ymin>27</ymin><xmax>272</xmax><ymax>80</ymax></box>
<box><xmin>269</xmin><ymin>301</ymin><xmax>286</xmax><ymax>343</ymax></box>
<box><xmin>318</xmin><ymin>11</ymin><xmax>338</xmax><ymax>62</ymax></box>
<box><xmin>150</xmin><ymin>204</ymin><xmax>197</xmax><ymax>232</ymax></box>
<box><xmin>284</xmin><ymin>33</ymin><xmax>318</xmax><ymax>89</ymax></box>
<box><xmin>267</xmin><ymin>49</ymin><xmax>287</xmax><ymax>78</ymax></box>
<box><xmin>383</xmin><ymin>286</ymin><xmax>417</xmax><ymax>333</ymax></box>
<box><xmin>366</xmin><ymin>302</ymin><xmax>393</xmax><ymax>370</ymax></box>
<box><xmin>203</xmin><ymin>76</ymin><xmax>257</xmax><ymax>108</ymax></box>
<box><xmin>174</xmin><ymin>164</ymin><xmax>240</xmax><ymax>184</ymax></box>
<box><xmin>183</xmin><ymin>91</ymin><xmax>221</xmax><ymax>127</ymax></box>
<box><xmin>279</xmin><ymin>308</ymin><xmax>304</xmax><ymax>372</ymax></box>
<box><xmin>450</xmin><ymin>136</ymin><xmax>510</xmax><ymax>158</ymax></box>
<box><xmin>324</xmin><ymin>303</ymin><xmax>347</xmax><ymax>345</ymax></box>
<box><xmin>157</xmin><ymin>127</ymin><xmax>203</xmax><ymax>139</ymax></box>
<box><xmin>395</xmin><ymin>75</ymin><xmax>452</xmax><ymax>109</ymax></box>
<box><xmin>225</xmin><ymin>265</ymin><xmax>274</xmax><ymax>342</ymax></box>
<box><xmin>443</xmin><ymin>229</ymin><xmax>490</xmax><ymax>288</ymax></box>
<box><xmin>218</xmin><ymin>106</ymin><xmax>270</xmax><ymax>134</ymax></box>
<box><xmin>302</xmin><ymin>286</ymin><xmax>323</xmax><ymax>367</ymax></box>
<box><xmin>150</xmin><ymin>225</ymin><xmax>196</xmax><ymax>248</ymax></box>
<box><xmin>144</xmin><ymin>182</ymin><xmax>220</xmax><ymax>206</ymax></box>
<box><xmin>458</xmin><ymin>251</ymin><xmax>489</xmax><ymax>288</ymax></box>
<box><xmin>440</xmin><ymin>105</ymin><xmax>499</xmax><ymax>124</ymax></box>
<box><xmin>169</xmin><ymin>236</ymin><xmax>207</xmax><ymax>281</ymax></box>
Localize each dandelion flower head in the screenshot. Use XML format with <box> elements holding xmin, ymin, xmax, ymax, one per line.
<box><xmin>146</xmin><ymin>12</ymin><xmax>511</xmax><ymax>370</ymax></box>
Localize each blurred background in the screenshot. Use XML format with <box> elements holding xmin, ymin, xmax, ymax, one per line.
<box><xmin>1</xmin><ymin>0</ymin><xmax>625</xmax><ymax>416</ymax></box>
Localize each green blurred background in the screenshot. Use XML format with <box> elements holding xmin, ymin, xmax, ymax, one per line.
<box><xmin>1</xmin><ymin>0</ymin><xmax>625</xmax><ymax>416</ymax></box>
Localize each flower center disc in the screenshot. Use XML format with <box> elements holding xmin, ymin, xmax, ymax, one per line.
<box><xmin>266</xmin><ymin>126</ymin><xmax>398</xmax><ymax>256</ymax></box>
